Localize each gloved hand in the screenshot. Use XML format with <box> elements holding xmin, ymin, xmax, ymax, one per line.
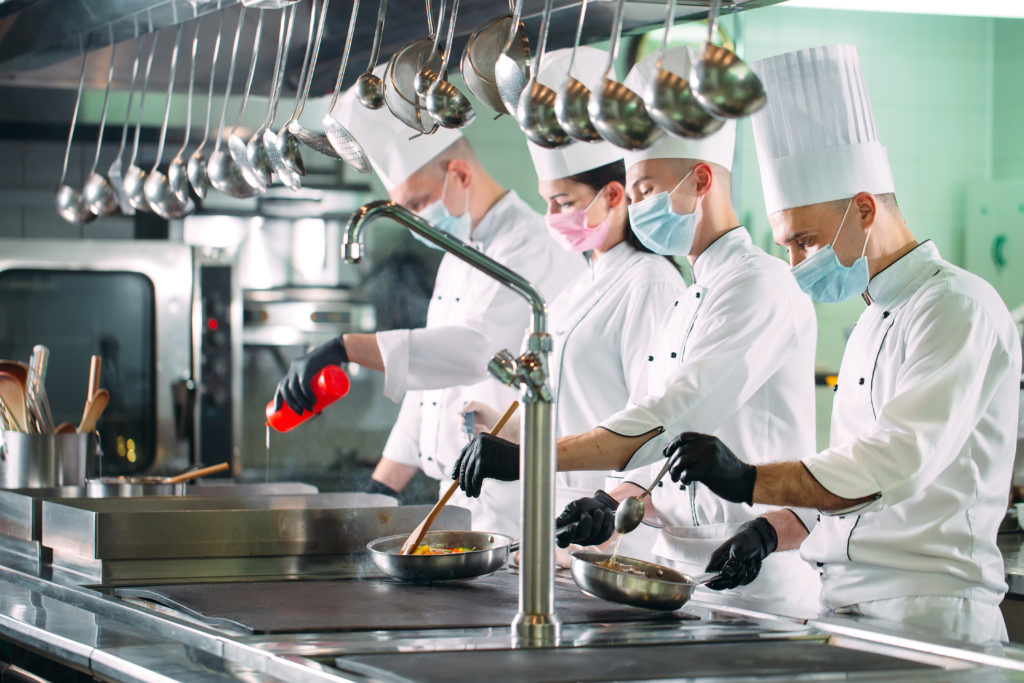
<box><xmin>554</xmin><ymin>490</ymin><xmax>619</xmax><ymax>548</ymax></box>
<box><xmin>452</xmin><ymin>433</ymin><xmax>519</xmax><ymax>498</ymax></box>
<box><xmin>704</xmin><ymin>517</ymin><xmax>778</xmax><ymax>590</ymax></box>
<box><xmin>663</xmin><ymin>432</ymin><xmax>756</xmax><ymax>505</ymax></box>
<box><xmin>273</xmin><ymin>337</ymin><xmax>348</xmax><ymax>415</ymax></box>
<box><xmin>364</xmin><ymin>478</ymin><xmax>401</xmax><ymax>501</ymax></box>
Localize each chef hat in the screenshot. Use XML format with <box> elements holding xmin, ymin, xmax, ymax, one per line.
<box><xmin>620</xmin><ymin>46</ymin><xmax>736</xmax><ymax>172</ymax></box>
<box><xmin>526</xmin><ymin>47</ymin><xmax>623</xmax><ymax>182</ymax></box>
<box><xmin>751</xmin><ymin>44</ymin><xmax>895</xmax><ymax>215</ymax></box>
<box><xmin>332</xmin><ymin>65</ymin><xmax>464</xmax><ymax>191</ymax></box>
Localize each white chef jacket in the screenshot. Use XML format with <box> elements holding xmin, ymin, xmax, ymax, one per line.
<box><xmin>546</xmin><ymin>243</ymin><xmax>685</xmax><ymax>558</ymax></box>
<box><xmin>378</xmin><ymin>191</ymin><xmax>584</xmax><ymax>538</ymax></box>
<box><xmin>600</xmin><ymin>228</ymin><xmax>821</xmax><ymax>606</ymax></box>
<box><xmin>800</xmin><ymin>241</ymin><xmax>1023</xmax><ymax>613</ymax></box>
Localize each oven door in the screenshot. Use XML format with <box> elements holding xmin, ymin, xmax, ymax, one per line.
<box><xmin>0</xmin><ymin>239</ymin><xmax>193</xmax><ymax>474</ymax></box>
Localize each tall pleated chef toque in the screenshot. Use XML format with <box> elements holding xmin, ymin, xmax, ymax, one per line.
<box><xmin>751</xmin><ymin>44</ymin><xmax>895</xmax><ymax>215</ymax></box>
<box><xmin>526</xmin><ymin>47</ymin><xmax>624</xmax><ymax>181</ymax></box>
<box><xmin>620</xmin><ymin>46</ymin><xmax>736</xmax><ymax>172</ymax></box>
<box><xmin>332</xmin><ymin>65</ymin><xmax>464</xmax><ymax>191</ymax></box>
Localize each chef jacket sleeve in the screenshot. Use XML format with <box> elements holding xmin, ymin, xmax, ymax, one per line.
<box><xmin>380</xmin><ymin>391</ymin><xmax>424</xmax><ymax>467</ymax></box>
<box><xmin>600</xmin><ymin>270</ymin><xmax>804</xmax><ymax>471</ymax></box>
<box><xmin>802</xmin><ymin>289</ymin><xmax>1016</xmax><ymax>513</ymax></box>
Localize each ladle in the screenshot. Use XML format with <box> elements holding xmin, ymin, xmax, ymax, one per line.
<box><xmin>226</xmin><ymin>9</ymin><xmax>270</xmax><ymax>191</ymax></box>
<box><xmin>108</xmin><ymin>16</ymin><xmax>147</xmax><ymax>216</ymax></box>
<box><xmin>82</xmin><ymin>31</ymin><xmax>120</xmax><ymax>217</ymax></box>
<box><xmin>123</xmin><ymin>28</ymin><xmax>162</xmax><ymax>212</ymax></box>
<box><xmin>207</xmin><ymin>7</ymin><xmax>263</xmax><ymax>198</ymax></box>
<box><xmin>247</xmin><ymin>5</ymin><xmax>296</xmax><ymax>187</ymax></box>
<box><xmin>413</xmin><ymin>0</ymin><xmax>446</xmax><ymax>97</ymax></box>
<box><xmin>587</xmin><ymin>0</ymin><xmax>663</xmax><ymax>150</ymax></box>
<box><xmin>644</xmin><ymin>0</ymin><xmax>725</xmax><ymax>139</ymax></box>
<box><xmin>168</xmin><ymin>7</ymin><xmax>202</xmax><ymax>204</ymax></box>
<box><xmin>493</xmin><ymin>0</ymin><xmax>531</xmax><ymax>115</ymax></box>
<box><xmin>513</xmin><ymin>0</ymin><xmax>566</xmax><ymax>147</ymax></box>
<box><xmin>355</xmin><ymin>0</ymin><xmax>388</xmax><ymax>109</ymax></box>
<box><xmin>187</xmin><ymin>9</ymin><xmax>225</xmax><ymax>201</ymax></box>
<box><xmin>144</xmin><ymin>24</ymin><xmax>196</xmax><ymax>218</ymax></box>
<box><xmin>54</xmin><ymin>44</ymin><xmax>95</xmax><ymax>225</ymax></box>
<box><xmin>690</xmin><ymin>0</ymin><xmax>766</xmax><ymax>119</ymax></box>
<box><xmin>425</xmin><ymin>0</ymin><xmax>476</xmax><ymax>129</ymax></box>
<box><xmin>320</xmin><ymin>0</ymin><xmax>373</xmax><ymax>173</ymax></box>
<box><xmin>614</xmin><ymin>457</ymin><xmax>672</xmax><ymax>535</ymax></box>
<box><xmin>554</xmin><ymin>0</ymin><xmax>600</xmax><ymax>143</ymax></box>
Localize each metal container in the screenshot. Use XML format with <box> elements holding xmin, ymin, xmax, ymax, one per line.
<box><xmin>367</xmin><ymin>530</ymin><xmax>517</xmax><ymax>583</ymax></box>
<box><xmin>570</xmin><ymin>550</ymin><xmax>715</xmax><ymax>611</ymax></box>
<box><xmin>0</xmin><ymin>432</ymin><xmax>99</xmax><ymax>489</ymax></box>
<box><xmin>85</xmin><ymin>476</ymin><xmax>187</xmax><ymax>497</ymax></box>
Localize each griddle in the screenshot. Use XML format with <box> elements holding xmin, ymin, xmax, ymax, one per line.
<box><xmin>116</xmin><ymin>570</ymin><xmax>689</xmax><ymax>634</ymax></box>
<box><xmin>336</xmin><ymin>640</ymin><xmax>935</xmax><ymax>682</ymax></box>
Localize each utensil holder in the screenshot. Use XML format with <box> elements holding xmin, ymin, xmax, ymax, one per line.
<box><xmin>0</xmin><ymin>432</ymin><xmax>101</xmax><ymax>488</ymax></box>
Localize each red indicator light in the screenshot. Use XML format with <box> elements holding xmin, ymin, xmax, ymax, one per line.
<box><xmin>207</xmin><ymin>318</ymin><xmax>219</xmax><ymax>331</ymax></box>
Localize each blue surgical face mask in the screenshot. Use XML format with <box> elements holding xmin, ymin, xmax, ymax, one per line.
<box><xmin>626</xmin><ymin>169</ymin><xmax>699</xmax><ymax>256</ymax></box>
<box><xmin>414</xmin><ymin>171</ymin><xmax>472</xmax><ymax>249</ymax></box>
<box><xmin>791</xmin><ymin>199</ymin><xmax>871</xmax><ymax>303</ymax></box>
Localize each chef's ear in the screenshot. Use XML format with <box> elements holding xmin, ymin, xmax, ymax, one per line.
<box><xmin>851</xmin><ymin>191</ymin><xmax>877</xmax><ymax>231</ymax></box>
<box><xmin>693</xmin><ymin>163</ymin><xmax>713</xmax><ymax>196</ymax></box>
<box><xmin>603</xmin><ymin>181</ymin><xmax>625</xmax><ymax>209</ymax></box>
<box><xmin>447</xmin><ymin>158</ymin><xmax>473</xmax><ymax>189</ymax></box>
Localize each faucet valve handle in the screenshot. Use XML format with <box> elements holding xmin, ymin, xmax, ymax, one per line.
<box><xmin>488</xmin><ymin>349</ymin><xmax>518</xmax><ymax>386</ymax></box>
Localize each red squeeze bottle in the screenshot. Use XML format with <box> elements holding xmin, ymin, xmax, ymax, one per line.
<box><xmin>265</xmin><ymin>366</ymin><xmax>351</xmax><ymax>432</ymax></box>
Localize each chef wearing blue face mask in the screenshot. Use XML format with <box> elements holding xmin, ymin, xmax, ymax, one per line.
<box><xmin>453</xmin><ymin>46</ymin><xmax>822</xmax><ymax>611</ymax></box>
<box><xmin>662</xmin><ymin>45</ymin><xmax>1022</xmax><ymax>644</ymax></box>
<box><xmin>272</xmin><ymin>79</ymin><xmax>582</xmax><ymax>538</ymax></box>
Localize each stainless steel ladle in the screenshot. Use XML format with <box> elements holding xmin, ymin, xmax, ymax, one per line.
<box><xmin>248</xmin><ymin>5</ymin><xmax>295</xmax><ymax>188</ymax></box>
<box><xmin>690</xmin><ymin>0</ymin><xmax>766</xmax><ymax>119</ymax></box>
<box><xmin>55</xmin><ymin>43</ymin><xmax>95</xmax><ymax>225</ymax></box>
<box><xmin>187</xmin><ymin>9</ymin><xmax>226</xmax><ymax>201</ymax></box>
<box><xmin>169</xmin><ymin>9</ymin><xmax>201</xmax><ymax>204</ymax></box>
<box><xmin>587</xmin><ymin>0</ymin><xmax>663</xmax><ymax>150</ymax></box>
<box><xmin>123</xmin><ymin>28</ymin><xmax>161</xmax><ymax>212</ymax></box>
<box><xmin>108</xmin><ymin>16</ymin><xmax>146</xmax><ymax>216</ymax></box>
<box><xmin>82</xmin><ymin>30</ymin><xmax>120</xmax><ymax>216</ymax></box>
<box><xmin>320</xmin><ymin>0</ymin><xmax>373</xmax><ymax>172</ymax></box>
<box><xmin>554</xmin><ymin>0</ymin><xmax>600</xmax><ymax>143</ymax></box>
<box><xmin>644</xmin><ymin>0</ymin><xmax>725</xmax><ymax>139</ymax></box>
<box><xmin>425</xmin><ymin>0</ymin><xmax>475</xmax><ymax>129</ymax></box>
<box><xmin>355</xmin><ymin>0</ymin><xmax>388</xmax><ymax>109</ymax></box>
<box><xmin>226</xmin><ymin>9</ymin><xmax>270</xmax><ymax>191</ymax></box>
<box><xmin>513</xmin><ymin>0</ymin><xmax>566</xmax><ymax>147</ymax></box>
<box><xmin>614</xmin><ymin>458</ymin><xmax>672</xmax><ymax>535</ymax></box>
<box><xmin>493</xmin><ymin>0</ymin><xmax>530</xmax><ymax>115</ymax></box>
<box><xmin>413</xmin><ymin>0</ymin><xmax>445</xmax><ymax>97</ymax></box>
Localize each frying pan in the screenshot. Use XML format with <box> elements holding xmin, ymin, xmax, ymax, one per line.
<box><xmin>368</xmin><ymin>530</ymin><xmax>518</xmax><ymax>583</ymax></box>
<box><xmin>86</xmin><ymin>462</ymin><xmax>229</xmax><ymax>497</ymax></box>
<box><xmin>570</xmin><ymin>549</ymin><xmax>716</xmax><ymax>611</ymax></box>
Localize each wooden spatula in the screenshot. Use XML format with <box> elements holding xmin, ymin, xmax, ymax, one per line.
<box><xmin>400</xmin><ymin>400</ymin><xmax>520</xmax><ymax>555</ymax></box>
<box><xmin>0</xmin><ymin>372</ymin><xmax>28</xmax><ymax>432</ymax></box>
<box><xmin>77</xmin><ymin>389</ymin><xmax>110</xmax><ymax>434</ymax></box>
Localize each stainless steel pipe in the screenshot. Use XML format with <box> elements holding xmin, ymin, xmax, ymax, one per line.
<box><xmin>343</xmin><ymin>200</ymin><xmax>560</xmax><ymax>646</ymax></box>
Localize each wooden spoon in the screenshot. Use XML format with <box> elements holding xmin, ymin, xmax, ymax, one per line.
<box><xmin>166</xmin><ymin>461</ymin><xmax>230</xmax><ymax>484</ymax></box>
<box><xmin>400</xmin><ymin>400</ymin><xmax>520</xmax><ymax>555</ymax></box>
<box><xmin>55</xmin><ymin>422</ymin><xmax>77</xmax><ymax>434</ymax></box>
<box><xmin>0</xmin><ymin>372</ymin><xmax>28</xmax><ymax>432</ymax></box>
<box><xmin>0</xmin><ymin>361</ymin><xmax>28</xmax><ymax>390</ymax></box>
<box><xmin>77</xmin><ymin>389</ymin><xmax>110</xmax><ymax>434</ymax></box>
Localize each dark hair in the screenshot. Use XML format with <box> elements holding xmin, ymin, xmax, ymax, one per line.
<box><xmin>564</xmin><ymin>159</ymin><xmax>654</xmax><ymax>254</ymax></box>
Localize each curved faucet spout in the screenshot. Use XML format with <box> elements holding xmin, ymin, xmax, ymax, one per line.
<box><xmin>343</xmin><ymin>199</ymin><xmax>547</xmax><ymax>332</ymax></box>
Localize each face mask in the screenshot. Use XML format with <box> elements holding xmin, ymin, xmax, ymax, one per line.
<box><xmin>414</xmin><ymin>171</ymin><xmax>472</xmax><ymax>249</ymax></box>
<box><xmin>626</xmin><ymin>169</ymin><xmax>698</xmax><ymax>256</ymax></box>
<box><xmin>791</xmin><ymin>200</ymin><xmax>871</xmax><ymax>303</ymax></box>
<box><xmin>544</xmin><ymin>189</ymin><xmax>613</xmax><ymax>253</ymax></box>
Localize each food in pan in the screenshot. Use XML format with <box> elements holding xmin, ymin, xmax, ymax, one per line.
<box><xmin>597</xmin><ymin>558</ymin><xmax>649</xmax><ymax>577</ymax></box>
<box><xmin>411</xmin><ymin>544</ymin><xmax>475</xmax><ymax>556</ymax></box>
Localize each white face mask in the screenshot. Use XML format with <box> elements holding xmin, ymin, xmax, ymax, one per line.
<box><xmin>414</xmin><ymin>171</ymin><xmax>472</xmax><ymax>249</ymax></box>
<box><xmin>626</xmin><ymin>169</ymin><xmax>699</xmax><ymax>256</ymax></box>
<box><xmin>791</xmin><ymin>199</ymin><xmax>871</xmax><ymax>303</ymax></box>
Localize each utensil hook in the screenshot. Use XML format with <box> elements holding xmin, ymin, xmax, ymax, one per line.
<box><xmin>58</xmin><ymin>39</ymin><xmax>88</xmax><ymax>186</ymax></box>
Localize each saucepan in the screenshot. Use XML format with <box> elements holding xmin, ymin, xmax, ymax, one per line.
<box><xmin>367</xmin><ymin>530</ymin><xmax>518</xmax><ymax>583</ymax></box>
<box><xmin>570</xmin><ymin>549</ymin><xmax>717</xmax><ymax>611</ymax></box>
<box><xmin>86</xmin><ymin>462</ymin><xmax>229</xmax><ymax>497</ymax></box>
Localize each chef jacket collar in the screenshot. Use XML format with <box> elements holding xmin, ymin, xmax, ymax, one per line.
<box><xmin>865</xmin><ymin>240</ymin><xmax>939</xmax><ymax>310</ymax></box>
<box><xmin>468</xmin><ymin>190</ymin><xmax>520</xmax><ymax>250</ymax></box>
<box><xmin>691</xmin><ymin>226</ymin><xmax>751</xmax><ymax>285</ymax></box>
<box><xmin>587</xmin><ymin>240</ymin><xmax>632</xmax><ymax>281</ymax></box>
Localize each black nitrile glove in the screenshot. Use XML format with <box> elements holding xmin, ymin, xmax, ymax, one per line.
<box><xmin>663</xmin><ymin>432</ymin><xmax>756</xmax><ymax>505</ymax></box>
<box><xmin>704</xmin><ymin>517</ymin><xmax>778</xmax><ymax>590</ymax></box>
<box><xmin>554</xmin><ymin>490</ymin><xmax>619</xmax><ymax>548</ymax></box>
<box><xmin>274</xmin><ymin>337</ymin><xmax>348</xmax><ymax>415</ymax></box>
<box><xmin>452</xmin><ymin>433</ymin><xmax>519</xmax><ymax>498</ymax></box>
<box><xmin>364</xmin><ymin>478</ymin><xmax>401</xmax><ymax>502</ymax></box>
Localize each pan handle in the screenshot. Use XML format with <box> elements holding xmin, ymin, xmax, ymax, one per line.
<box><xmin>689</xmin><ymin>571</ymin><xmax>719</xmax><ymax>586</ymax></box>
<box><xmin>508</xmin><ymin>540</ymin><xmax>520</xmax><ymax>553</ymax></box>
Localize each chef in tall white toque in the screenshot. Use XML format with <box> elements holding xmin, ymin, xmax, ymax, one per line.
<box><xmin>663</xmin><ymin>44</ymin><xmax>1022</xmax><ymax>642</ymax></box>
<box><xmin>273</xmin><ymin>74</ymin><xmax>583</xmax><ymax>537</ymax></box>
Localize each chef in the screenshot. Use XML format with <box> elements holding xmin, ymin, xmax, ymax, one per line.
<box><xmin>663</xmin><ymin>44</ymin><xmax>1022</xmax><ymax>642</ymax></box>
<box><xmin>455</xmin><ymin>46</ymin><xmax>821</xmax><ymax>607</ymax></box>
<box><xmin>273</xmin><ymin>81</ymin><xmax>582</xmax><ymax>538</ymax></box>
<box><xmin>460</xmin><ymin>47</ymin><xmax>686</xmax><ymax>562</ymax></box>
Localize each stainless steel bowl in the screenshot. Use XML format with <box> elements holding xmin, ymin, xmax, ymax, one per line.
<box><xmin>570</xmin><ymin>549</ymin><xmax>714</xmax><ymax>611</ymax></box>
<box><xmin>367</xmin><ymin>530</ymin><xmax>516</xmax><ymax>583</ymax></box>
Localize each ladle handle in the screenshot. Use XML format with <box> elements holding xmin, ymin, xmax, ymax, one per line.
<box><xmin>326</xmin><ymin>0</ymin><xmax>362</xmax><ymax>111</ymax></box>
<box><xmin>58</xmin><ymin>41</ymin><xmax>88</xmax><ymax>185</ymax></box>
<box><xmin>365</xmin><ymin>0</ymin><xmax>387</xmax><ymax>72</ymax></box>
<box><xmin>530</xmin><ymin>0</ymin><xmax>554</xmax><ymax>82</ymax></box>
<box><xmin>426</xmin><ymin>0</ymin><xmax>447</xmax><ymax>66</ymax></box>
<box><xmin>656</xmin><ymin>0</ymin><xmax>679</xmax><ymax>67</ymax></box>
<box><xmin>294</xmin><ymin>0</ymin><xmax>331</xmax><ymax>119</ymax></box>
<box><xmin>174</xmin><ymin>15</ymin><xmax>200</xmax><ymax>157</ymax></box>
<box><xmin>504</xmin><ymin>0</ymin><xmax>524</xmax><ymax>52</ymax></box>
<box><xmin>231</xmin><ymin>9</ymin><xmax>265</xmax><ymax>133</ymax></box>
<box><xmin>604</xmin><ymin>0</ymin><xmax>627</xmax><ymax>77</ymax></box>
<box><xmin>197</xmin><ymin>9</ymin><xmax>225</xmax><ymax>149</ymax></box>
<box><xmin>436</xmin><ymin>0</ymin><xmax>458</xmax><ymax>74</ymax></box>
<box><xmin>259</xmin><ymin>6</ymin><xmax>292</xmax><ymax>131</ymax></box>
<box><xmin>113</xmin><ymin>15</ymin><xmax>145</xmax><ymax>167</ymax></box>
<box><xmin>706</xmin><ymin>0</ymin><xmax>721</xmax><ymax>45</ymax></box>
<box><xmin>89</xmin><ymin>31</ymin><xmax>117</xmax><ymax>174</ymax></box>
<box><xmin>642</xmin><ymin>456</ymin><xmax>673</xmax><ymax>498</ymax></box>
<box><xmin>214</xmin><ymin>7</ymin><xmax>247</xmax><ymax>151</ymax></box>
<box><xmin>284</xmin><ymin>0</ymin><xmax>319</xmax><ymax>122</ymax></box>
<box><xmin>128</xmin><ymin>26</ymin><xmax>160</xmax><ymax>168</ymax></box>
<box><xmin>152</xmin><ymin>24</ymin><xmax>184</xmax><ymax>171</ymax></box>
<box><xmin>566</xmin><ymin>0</ymin><xmax>589</xmax><ymax>75</ymax></box>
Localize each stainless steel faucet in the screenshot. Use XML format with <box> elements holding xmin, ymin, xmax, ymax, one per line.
<box><xmin>343</xmin><ymin>200</ymin><xmax>560</xmax><ymax>646</ymax></box>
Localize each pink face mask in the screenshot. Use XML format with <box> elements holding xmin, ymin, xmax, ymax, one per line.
<box><xmin>544</xmin><ymin>190</ymin><xmax>612</xmax><ymax>253</ymax></box>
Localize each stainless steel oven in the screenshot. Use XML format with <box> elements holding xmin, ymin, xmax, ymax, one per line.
<box><xmin>0</xmin><ymin>239</ymin><xmax>240</xmax><ymax>476</ymax></box>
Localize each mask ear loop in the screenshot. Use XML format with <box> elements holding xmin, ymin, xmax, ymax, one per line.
<box><xmin>668</xmin><ymin>167</ymin><xmax>694</xmax><ymax>197</ymax></box>
<box><xmin>830</xmin><ymin>198</ymin><xmax>855</xmax><ymax>250</ymax></box>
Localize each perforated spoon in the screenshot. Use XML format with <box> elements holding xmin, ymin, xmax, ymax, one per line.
<box><xmin>187</xmin><ymin>8</ymin><xmax>225</xmax><ymax>201</ymax></box>
<box><xmin>55</xmin><ymin>43</ymin><xmax>94</xmax><ymax>225</ymax></box>
<box><xmin>123</xmin><ymin>28</ymin><xmax>162</xmax><ymax>212</ymax></box>
<box><xmin>320</xmin><ymin>0</ymin><xmax>373</xmax><ymax>172</ymax></box>
<box><xmin>82</xmin><ymin>29</ymin><xmax>120</xmax><ymax>217</ymax></box>
<box><xmin>554</xmin><ymin>0</ymin><xmax>600</xmax><ymax>143</ymax></box>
